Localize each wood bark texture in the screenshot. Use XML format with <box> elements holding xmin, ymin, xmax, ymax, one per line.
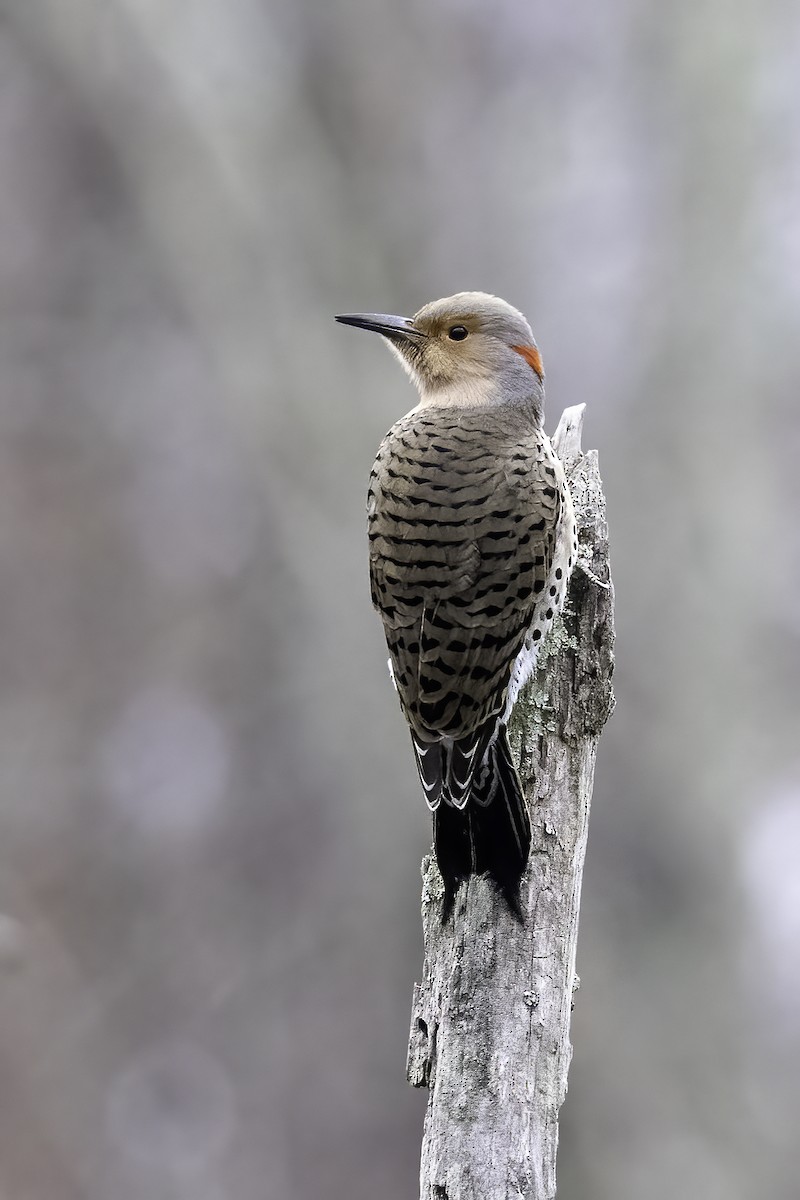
<box><xmin>406</xmin><ymin>405</ymin><xmax>615</xmax><ymax>1200</ymax></box>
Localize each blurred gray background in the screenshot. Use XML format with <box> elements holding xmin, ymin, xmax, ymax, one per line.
<box><xmin>0</xmin><ymin>1</ymin><xmax>798</xmax><ymax>1197</ymax></box>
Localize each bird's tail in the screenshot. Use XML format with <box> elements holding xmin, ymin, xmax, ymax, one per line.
<box><xmin>433</xmin><ymin>725</ymin><xmax>531</xmax><ymax>920</ymax></box>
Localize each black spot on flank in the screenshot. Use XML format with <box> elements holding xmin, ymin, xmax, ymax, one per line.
<box><xmin>555</xmin><ymin>568</ymin><xmax>563</xmax><ymax>579</ymax></box>
<box><xmin>532</xmin><ymin>518</ymin><xmax>546</xmax><ymax>530</ymax></box>
<box><xmin>469</xmin><ymin>665</ymin><xmax>492</xmax><ymax>682</ymax></box>
<box><xmin>568</xmin><ymin>556</ymin><xmax>573</xmax><ymax>567</ymax></box>
<box><xmin>533</xmin><ymin>581</ymin><xmax>545</xmax><ymax>593</ymax></box>
<box><xmin>517</xmin><ymin>586</ymin><xmax>533</xmax><ymax>600</ymax></box>
<box><xmin>549</xmin><ymin>586</ymin><xmax>557</xmax><ymax>597</ymax></box>
<box><xmin>407</xmin><ymin>642</ymin><xmax>419</xmax><ymax>654</ymax></box>
<box><xmin>449</xmin><ymin>640</ymin><xmax>468</xmax><ymax>653</ymax></box>
<box><xmin>543</xmin><ymin>487</ymin><xmax>556</xmax><ymax>499</ymax></box>
<box><xmin>532</xmin><ymin>629</ymin><xmax>542</xmax><ymax>641</ymax></box>
<box><xmin>546</xmin><ymin>608</ymin><xmax>554</xmax><ymax>619</ymax></box>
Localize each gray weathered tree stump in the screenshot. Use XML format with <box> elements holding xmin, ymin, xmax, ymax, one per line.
<box><xmin>406</xmin><ymin>405</ymin><xmax>615</xmax><ymax>1200</ymax></box>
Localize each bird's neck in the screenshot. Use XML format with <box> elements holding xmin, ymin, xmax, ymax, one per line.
<box><xmin>414</xmin><ymin>378</ymin><xmax>543</xmax><ymax>426</ymax></box>
<box><xmin>415</xmin><ymin>377</ymin><xmax>498</xmax><ymax>409</ymax></box>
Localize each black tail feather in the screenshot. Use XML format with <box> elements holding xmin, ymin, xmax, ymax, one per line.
<box><xmin>433</xmin><ymin>726</ymin><xmax>531</xmax><ymax>920</ymax></box>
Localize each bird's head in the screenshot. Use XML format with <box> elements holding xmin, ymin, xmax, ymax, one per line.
<box><xmin>336</xmin><ymin>292</ymin><xmax>544</xmax><ymax>416</ymax></box>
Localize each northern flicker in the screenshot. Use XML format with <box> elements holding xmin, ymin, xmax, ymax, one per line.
<box><xmin>336</xmin><ymin>293</ymin><xmax>577</xmax><ymax>916</ymax></box>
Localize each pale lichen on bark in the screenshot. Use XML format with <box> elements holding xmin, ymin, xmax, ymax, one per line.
<box><xmin>407</xmin><ymin>406</ymin><xmax>615</xmax><ymax>1200</ymax></box>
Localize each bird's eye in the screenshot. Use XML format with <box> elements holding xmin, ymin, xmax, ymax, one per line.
<box><xmin>448</xmin><ymin>325</ymin><xmax>468</xmax><ymax>341</ymax></box>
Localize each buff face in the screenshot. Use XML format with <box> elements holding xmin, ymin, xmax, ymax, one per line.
<box><xmin>395</xmin><ymin>293</ymin><xmax>545</xmax><ymax>405</ymax></box>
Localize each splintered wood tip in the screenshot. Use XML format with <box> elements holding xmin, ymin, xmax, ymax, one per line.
<box><xmin>552</xmin><ymin>404</ymin><xmax>586</xmax><ymax>461</ymax></box>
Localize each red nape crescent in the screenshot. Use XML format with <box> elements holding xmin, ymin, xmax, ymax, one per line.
<box><xmin>511</xmin><ymin>344</ymin><xmax>544</xmax><ymax>381</ymax></box>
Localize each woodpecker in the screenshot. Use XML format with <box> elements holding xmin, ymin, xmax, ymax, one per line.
<box><xmin>336</xmin><ymin>293</ymin><xmax>577</xmax><ymax>917</ymax></box>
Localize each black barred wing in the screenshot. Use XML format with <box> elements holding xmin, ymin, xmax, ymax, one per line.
<box><xmin>368</xmin><ymin>410</ymin><xmax>562</xmax><ymax>744</ymax></box>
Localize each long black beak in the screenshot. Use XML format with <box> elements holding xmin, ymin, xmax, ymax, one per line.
<box><xmin>334</xmin><ymin>312</ymin><xmax>426</xmax><ymax>342</ymax></box>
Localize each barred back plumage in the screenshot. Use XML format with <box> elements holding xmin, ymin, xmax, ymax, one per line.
<box><xmin>368</xmin><ymin>406</ymin><xmax>576</xmax><ymax>912</ymax></box>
